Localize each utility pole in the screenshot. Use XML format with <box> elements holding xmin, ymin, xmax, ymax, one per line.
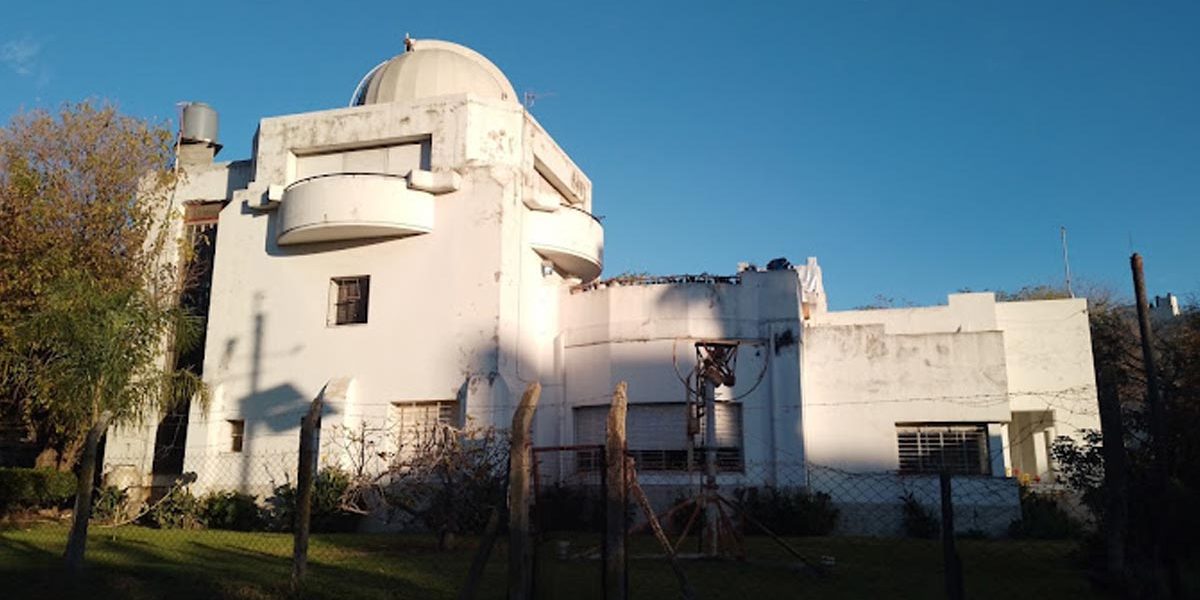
<box><xmin>1130</xmin><ymin>253</ymin><xmax>1173</xmax><ymax>597</ymax></box>
<box><xmin>1131</xmin><ymin>254</ymin><xmax>1166</xmax><ymax>480</ymax></box>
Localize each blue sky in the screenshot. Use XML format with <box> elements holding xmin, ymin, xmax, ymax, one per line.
<box><xmin>2</xmin><ymin>1</ymin><xmax>1196</xmax><ymax>309</ymax></box>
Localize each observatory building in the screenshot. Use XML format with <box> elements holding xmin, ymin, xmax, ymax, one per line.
<box><xmin>104</xmin><ymin>39</ymin><xmax>1099</xmax><ymax>534</ymax></box>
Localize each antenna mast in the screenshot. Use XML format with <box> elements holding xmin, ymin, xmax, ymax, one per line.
<box><xmin>1061</xmin><ymin>226</ymin><xmax>1074</xmax><ymax>298</ymax></box>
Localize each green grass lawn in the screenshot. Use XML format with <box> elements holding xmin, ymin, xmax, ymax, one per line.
<box><xmin>0</xmin><ymin>524</ymin><xmax>1104</xmax><ymax>600</ymax></box>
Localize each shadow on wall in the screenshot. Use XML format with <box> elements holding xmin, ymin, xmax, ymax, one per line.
<box><xmin>221</xmin><ymin>291</ymin><xmax>535</xmax><ymax>491</ymax></box>
<box><xmin>241</xmin><ymin>200</ymin><xmax>401</xmax><ymax>258</ymax></box>
<box><xmin>226</xmin><ymin>295</ymin><xmax>332</xmax><ymax>490</ymax></box>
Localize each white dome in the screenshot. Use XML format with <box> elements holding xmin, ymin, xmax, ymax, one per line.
<box><xmin>353</xmin><ymin>39</ymin><xmax>518</xmax><ymax>106</ymax></box>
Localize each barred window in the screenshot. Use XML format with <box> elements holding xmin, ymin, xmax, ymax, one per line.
<box><xmin>329</xmin><ymin>276</ymin><xmax>370</xmax><ymax>325</ymax></box>
<box><xmin>897</xmin><ymin>424</ymin><xmax>990</xmax><ymax>475</ymax></box>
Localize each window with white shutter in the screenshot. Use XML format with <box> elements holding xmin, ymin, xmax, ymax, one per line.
<box><xmin>896</xmin><ymin>423</ymin><xmax>990</xmax><ymax>476</ymax></box>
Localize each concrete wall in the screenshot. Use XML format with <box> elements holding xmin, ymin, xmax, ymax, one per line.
<box><xmin>802</xmin><ymin>292</ymin><xmax>1099</xmax><ymax>513</ymax></box>
<box><xmin>811</xmin><ymin>292</ymin><xmax>1000</xmax><ymax>334</ymax></box>
<box><xmin>994</xmin><ymin>298</ymin><xmax>1098</xmax><ymax>430</ymax></box>
<box><xmin>557</xmin><ymin>270</ymin><xmax>806</xmax><ymax>486</ymax></box>
<box><xmin>995</xmin><ymin>298</ymin><xmax>1098</xmax><ymax>481</ymax></box>
<box><xmin>100</xmin><ymin>91</ymin><xmax>601</xmax><ymax>495</ymax></box>
<box><xmin>802</xmin><ymin>323</ymin><xmax>1011</xmax><ymax>472</ymax></box>
<box><xmin>101</xmin><ymin>155</ymin><xmax>253</xmax><ymax>491</ymax></box>
<box><xmin>803</xmin><ymin>295</ymin><xmax>1022</xmax><ymax>534</ymax></box>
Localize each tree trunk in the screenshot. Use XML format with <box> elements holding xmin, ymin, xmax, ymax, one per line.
<box><xmin>63</xmin><ymin>411</ymin><xmax>112</xmax><ymax>572</ymax></box>
<box><xmin>34</xmin><ymin>446</ymin><xmax>60</xmax><ymax>470</ymax></box>
<box><xmin>56</xmin><ymin>432</ymin><xmax>87</xmax><ymax>471</ymax></box>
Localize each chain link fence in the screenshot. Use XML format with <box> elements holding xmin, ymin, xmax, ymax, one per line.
<box><xmin>523</xmin><ymin>452</ymin><xmax>1099</xmax><ymax>600</ymax></box>
<box><xmin>0</xmin><ymin>410</ymin><xmax>1152</xmax><ymax>600</ymax></box>
<box><xmin>0</xmin><ymin>430</ymin><xmax>510</xmax><ymax>600</ymax></box>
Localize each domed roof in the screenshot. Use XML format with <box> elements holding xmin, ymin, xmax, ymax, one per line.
<box><xmin>352</xmin><ymin>39</ymin><xmax>518</xmax><ymax>106</ymax></box>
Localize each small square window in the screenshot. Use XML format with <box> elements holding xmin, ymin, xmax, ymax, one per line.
<box><xmin>329</xmin><ymin>276</ymin><xmax>370</xmax><ymax>325</ymax></box>
<box><xmin>228</xmin><ymin>419</ymin><xmax>245</xmax><ymax>453</ymax></box>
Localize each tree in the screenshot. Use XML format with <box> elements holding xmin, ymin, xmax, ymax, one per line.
<box><xmin>332</xmin><ymin>421</ymin><xmax>509</xmax><ymax>550</ymax></box>
<box><xmin>0</xmin><ymin>102</ymin><xmax>204</xmax><ymax>569</ymax></box>
<box><xmin>1052</xmin><ymin>290</ymin><xmax>1198</xmax><ymax>595</ymax></box>
<box><xmin>0</xmin><ymin>101</ymin><xmax>194</xmax><ymax>469</ymax></box>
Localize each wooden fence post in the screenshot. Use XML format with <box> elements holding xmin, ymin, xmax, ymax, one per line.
<box><xmin>292</xmin><ymin>393</ymin><xmax>323</xmax><ymax>589</ymax></box>
<box><xmin>64</xmin><ymin>410</ymin><xmax>114</xmax><ymax>572</ymax></box>
<box><xmin>939</xmin><ymin>471</ymin><xmax>964</xmax><ymax>600</ymax></box>
<box><xmin>1097</xmin><ymin>365</ymin><xmax>1129</xmax><ymax>591</ymax></box>
<box><xmin>508</xmin><ymin>382</ymin><xmax>541</xmax><ymax>600</ymax></box>
<box><xmin>605</xmin><ymin>382</ymin><xmax>629</xmax><ymax>600</ymax></box>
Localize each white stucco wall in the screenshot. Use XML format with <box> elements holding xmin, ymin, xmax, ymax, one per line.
<box><xmin>799</xmin><ymin>292</ymin><xmax>1100</xmax><ymax>532</ymax></box>
<box><xmin>801</xmin><ymin>323</ymin><xmax>1011</xmax><ymax>472</ymax></box>
<box><xmin>558</xmin><ymin>270</ymin><xmax>806</xmax><ymax>487</ymax></box>
<box><xmin>99</xmin><ymin>88</ymin><xmax>602</xmax><ymax>495</ymax></box>
<box><xmin>101</xmin><ymin>155</ymin><xmax>254</xmax><ymax>491</ymax></box>
<box><xmin>995</xmin><ymin>298</ymin><xmax>1098</xmax><ymax>429</ymax></box>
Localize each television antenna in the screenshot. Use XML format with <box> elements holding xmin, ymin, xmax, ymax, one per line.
<box><xmin>1061</xmin><ymin>226</ymin><xmax>1074</xmax><ymax>298</ymax></box>
<box><xmin>691</xmin><ymin>342</ymin><xmax>738</xmax><ymax>556</ymax></box>
<box><xmin>523</xmin><ymin>90</ymin><xmax>557</xmax><ymax>109</ymax></box>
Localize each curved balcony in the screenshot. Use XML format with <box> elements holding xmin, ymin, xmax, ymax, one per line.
<box><xmin>277</xmin><ymin>173</ymin><xmax>434</xmax><ymax>246</ymax></box>
<box><xmin>527</xmin><ymin>206</ymin><xmax>604</xmax><ymax>281</ymax></box>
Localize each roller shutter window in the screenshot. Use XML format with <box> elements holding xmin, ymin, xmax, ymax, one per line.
<box><xmin>573</xmin><ymin>402</ymin><xmax>743</xmax><ymax>472</ymax></box>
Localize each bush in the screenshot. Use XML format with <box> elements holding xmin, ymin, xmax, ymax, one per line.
<box><xmin>334</xmin><ymin>426</ymin><xmax>507</xmax><ymax>547</ymax></box>
<box><xmin>146</xmin><ymin>485</ymin><xmax>202</xmax><ymax>529</ymax></box>
<box><xmin>1008</xmin><ymin>487</ymin><xmax>1082</xmax><ymax>540</ymax></box>
<box><xmin>200</xmin><ymin>491</ymin><xmax>264</xmax><ymax>531</ymax></box>
<box><xmin>91</xmin><ymin>485</ymin><xmax>129</xmax><ymax>524</ymax></box>
<box><xmin>266</xmin><ymin>468</ymin><xmax>357</xmax><ymax>533</ymax></box>
<box><xmin>734</xmin><ymin>486</ymin><xmax>840</xmax><ymax>536</ymax></box>
<box><xmin>0</xmin><ymin>467</ymin><xmax>77</xmax><ymax>513</ymax></box>
<box><xmin>899</xmin><ymin>491</ymin><xmax>939</xmax><ymax>539</ymax></box>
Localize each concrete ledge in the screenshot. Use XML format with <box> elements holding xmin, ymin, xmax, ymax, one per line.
<box><xmin>407</xmin><ymin>169</ymin><xmax>461</xmax><ymax>194</ymax></box>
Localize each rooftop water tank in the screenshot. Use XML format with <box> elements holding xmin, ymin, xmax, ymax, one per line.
<box><xmin>180</xmin><ymin>102</ymin><xmax>219</xmax><ymax>145</ymax></box>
